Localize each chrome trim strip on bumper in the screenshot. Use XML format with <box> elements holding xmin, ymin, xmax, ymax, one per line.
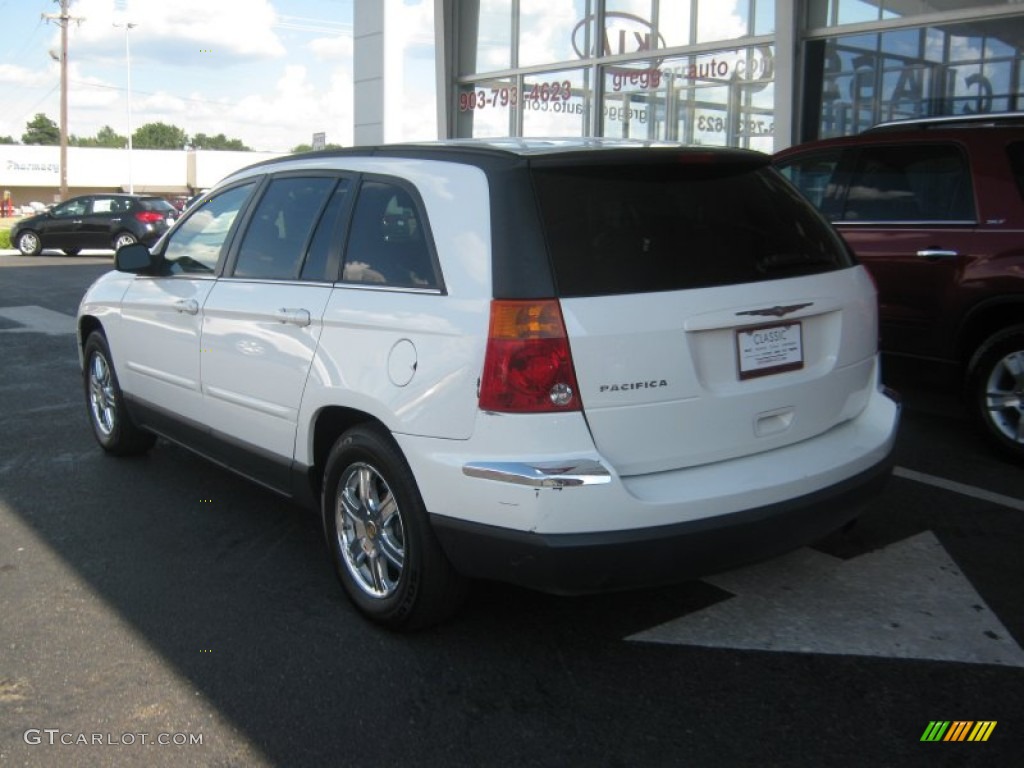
<box><xmin>463</xmin><ymin>460</ymin><xmax>611</xmax><ymax>488</ymax></box>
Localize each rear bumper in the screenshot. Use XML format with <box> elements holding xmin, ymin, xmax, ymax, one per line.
<box><xmin>431</xmin><ymin>453</ymin><xmax>893</xmax><ymax>594</ymax></box>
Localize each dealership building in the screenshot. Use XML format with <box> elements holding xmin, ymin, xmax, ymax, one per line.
<box><xmin>365</xmin><ymin>0</ymin><xmax>1024</xmax><ymax>151</ymax></box>
<box><xmin>3</xmin><ymin>0</ymin><xmax>1022</xmax><ymax>206</ymax></box>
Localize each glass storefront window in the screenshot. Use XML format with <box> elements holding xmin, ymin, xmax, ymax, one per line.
<box><xmin>519</xmin><ymin>0</ymin><xmax>596</xmax><ymax>67</ymax></box>
<box><xmin>697</xmin><ymin>1</ymin><xmax>751</xmax><ymax>44</ymax></box>
<box><xmin>600</xmin><ymin>45</ymin><xmax>775</xmax><ymax>150</ymax></box>
<box><xmin>456</xmin><ymin>79</ymin><xmax>519</xmax><ymax>138</ymax></box>
<box><xmin>606</xmin><ymin>0</ymin><xmax>693</xmax><ymax>49</ymax></box>
<box><xmin>521</xmin><ymin>69</ymin><xmax>590</xmax><ymax>136</ymax></box>
<box><xmin>804</xmin><ymin>16</ymin><xmax>1024</xmax><ymax>140</ymax></box>
<box><xmin>458</xmin><ymin>0</ymin><xmax>514</xmax><ymax>74</ymax></box>
<box><xmin>809</xmin><ymin>1</ymin><xmax>1024</xmax><ymax>29</ymax></box>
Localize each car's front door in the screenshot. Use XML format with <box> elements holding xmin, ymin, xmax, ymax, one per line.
<box><xmin>42</xmin><ymin>197</ymin><xmax>89</xmax><ymax>249</ymax></box>
<box><xmin>117</xmin><ymin>183</ymin><xmax>257</xmax><ymax>429</ymax></box>
<box><xmin>199</xmin><ymin>174</ymin><xmax>350</xmax><ymax>491</ymax></box>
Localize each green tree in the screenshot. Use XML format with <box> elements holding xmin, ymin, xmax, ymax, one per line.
<box><xmin>191</xmin><ymin>132</ymin><xmax>250</xmax><ymax>151</ymax></box>
<box><xmin>70</xmin><ymin>126</ymin><xmax>129</xmax><ymax>148</ymax></box>
<box><xmin>133</xmin><ymin>121</ymin><xmax>188</xmax><ymax>149</ymax></box>
<box><xmin>0</xmin><ymin>135</ymin><xmax>15</xmax><ymax>144</ymax></box>
<box><xmin>22</xmin><ymin>113</ymin><xmax>60</xmax><ymax>145</ymax></box>
<box><xmin>93</xmin><ymin>125</ymin><xmax>127</xmax><ymax>148</ymax></box>
<box><xmin>290</xmin><ymin>142</ymin><xmax>344</xmax><ymax>153</ymax></box>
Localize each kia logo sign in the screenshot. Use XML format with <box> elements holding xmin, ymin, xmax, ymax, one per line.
<box><xmin>572</xmin><ymin>12</ymin><xmax>667</xmax><ymax>66</ymax></box>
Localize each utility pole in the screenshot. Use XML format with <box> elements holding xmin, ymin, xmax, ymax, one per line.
<box><xmin>42</xmin><ymin>0</ymin><xmax>84</xmax><ymax>201</ymax></box>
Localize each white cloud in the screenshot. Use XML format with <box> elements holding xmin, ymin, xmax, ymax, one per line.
<box><xmin>310</xmin><ymin>34</ymin><xmax>354</xmax><ymax>61</ymax></box>
<box><xmin>68</xmin><ymin>0</ymin><xmax>287</xmax><ymax>62</ymax></box>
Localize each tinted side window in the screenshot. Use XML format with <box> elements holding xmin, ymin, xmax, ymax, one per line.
<box><xmin>234</xmin><ymin>177</ymin><xmax>337</xmax><ymax>280</ymax></box>
<box><xmin>302</xmin><ymin>179</ymin><xmax>351</xmax><ymax>281</ymax></box>
<box><xmin>342</xmin><ymin>181</ymin><xmax>437</xmax><ymax>289</ymax></box>
<box><xmin>841</xmin><ymin>144</ymin><xmax>976</xmax><ymax>223</ymax></box>
<box><xmin>1008</xmin><ymin>142</ymin><xmax>1024</xmax><ymax>200</ymax></box>
<box><xmin>532</xmin><ymin>163</ymin><xmax>852</xmax><ymax>298</ymax></box>
<box><xmin>776</xmin><ymin>150</ymin><xmax>843</xmax><ymax>211</ymax></box>
<box><xmin>164</xmin><ymin>183</ymin><xmax>255</xmax><ymax>274</ymax></box>
<box><xmin>53</xmin><ymin>198</ymin><xmax>87</xmax><ymax>217</ymax></box>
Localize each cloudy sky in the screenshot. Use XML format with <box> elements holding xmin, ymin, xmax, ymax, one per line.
<box><xmin>0</xmin><ymin>0</ymin><xmax>436</xmax><ymax>152</ymax></box>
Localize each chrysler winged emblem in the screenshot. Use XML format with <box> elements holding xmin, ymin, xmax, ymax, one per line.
<box><xmin>735</xmin><ymin>302</ymin><xmax>813</xmax><ymax>319</ymax></box>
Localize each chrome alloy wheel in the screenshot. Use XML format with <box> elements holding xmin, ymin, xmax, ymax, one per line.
<box><xmin>984</xmin><ymin>349</ymin><xmax>1024</xmax><ymax>444</ymax></box>
<box><xmin>17</xmin><ymin>231</ymin><xmax>40</xmax><ymax>255</ymax></box>
<box><xmin>335</xmin><ymin>462</ymin><xmax>406</xmax><ymax>598</ymax></box>
<box><xmin>88</xmin><ymin>351</ymin><xmax>118</xmax><ymax>437</ymax></box>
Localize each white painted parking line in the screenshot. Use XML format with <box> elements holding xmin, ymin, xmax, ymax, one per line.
<box><xmin>894</xmin><ymin>466</ymin><xmax>1024</xmax><ymax>512</ymax></box>
<box><xmin>629</xmin><ymin>531</ymin><xmax>1024</xmax><ymax>667</ymax></box>
<box><xmin>0</xmin><ymin>305</ymin><xmax>76</xmax><ymax>335</ymax></box>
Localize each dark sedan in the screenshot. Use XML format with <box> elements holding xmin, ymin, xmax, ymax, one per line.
<box><xmin>10</xmin><ymin>193</ymin><xmax>177</xmax><ymax>256</ymax></box>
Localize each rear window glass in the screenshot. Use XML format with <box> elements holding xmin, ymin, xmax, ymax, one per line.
<box><xmin>140</xmin><ymin>198</ymin><xmax>176</xmax><ymax>212</ymax></box>
<box><xmin>531</xmin><ymin>163</ymin><xmax>853</xmax><ymax>297</ymax></box>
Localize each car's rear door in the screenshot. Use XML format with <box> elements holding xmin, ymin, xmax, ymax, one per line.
<box><xmin>81</xmin><ymin>195</ymin><xmax>122</xmax><ymax>249</ymax></box>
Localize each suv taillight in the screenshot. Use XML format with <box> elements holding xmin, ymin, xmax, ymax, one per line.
<box><xmin>134</xmin><ymin>211</ymin><xmax>164</xmax><ymax>223</ymax></box>
<box><xmin>479</xmin><ymin>299</ymin><xmax>581</xmax><ymax>413</ymax></box>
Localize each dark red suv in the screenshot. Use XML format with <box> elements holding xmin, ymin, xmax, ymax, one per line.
<box><xmin>774</xmin><ymin>114</ymin><xmax>1024</xmax><ymax>461</ymax></box>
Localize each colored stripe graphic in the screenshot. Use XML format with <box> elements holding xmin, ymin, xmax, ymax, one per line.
<box><xmin>921</xmin><ymin>721</ymin><xmax>950</xmax><ymax>741</ymax></box>
<box><xmin>922</xmin><ymin>721</ymin><xmax>997</xmax><ymax>742</ymax></box>
<box><xmin>944</xmin><ymin>721</ymin><xmax>973</xmax><ymax>741</ymax></box>
<box><xmin>968</xmin><ymin>722</ymin><xmax>997</xmax><ymax>742</ymax></box>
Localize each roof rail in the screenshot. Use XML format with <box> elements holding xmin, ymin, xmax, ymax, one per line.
<box><xmin>866</xmin><ymin>112</ymin><xmax>1024</xmax><ymax>133</ymax></box>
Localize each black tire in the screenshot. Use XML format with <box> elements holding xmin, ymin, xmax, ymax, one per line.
<box><xmin>63</xmin><ymin>248</ymin><xmax>80</xmax><ymax>257</ymax></box>
<box><xmin>967</xmin><ymin>325</ymin><xmax>1024</xmax><ymax>463</ymax></box>
<box><xmin>16</xmin><ymin>230</ymin><xmax>41</xmax><ymax>256</ymax></box>
<box><xmin>83</xmin><ymin>331</ymin><xmax>156</xmax><ymax>456</ymax></box>
<box><xmin>321</xmin><ymin>425</ymin><xmax>467</xmax><ymax>630</ymax></box>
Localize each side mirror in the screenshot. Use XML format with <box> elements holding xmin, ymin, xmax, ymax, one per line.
<box><xmin>115</xmin><ymin>242</ymin><xmax>162</xmax><ymax>274</ymax></box>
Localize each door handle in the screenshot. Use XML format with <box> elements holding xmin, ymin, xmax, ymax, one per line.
<box><xmin>916</xmin><ymin>249</ymin><xmax>959</xmax><ymax>259</ymax></box>
<box><xmin>277</xmin><ymin>308</ymin><xmax>311</xmax><ymax>327</ymax></box>
<box><xmin>174</xmin><ymin>298</ymin><xmax>199</xmax><ymax>315</ymax></box>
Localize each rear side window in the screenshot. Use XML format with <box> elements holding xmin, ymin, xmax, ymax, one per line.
<box><xmin>532</xmin><ymin>162</ymin><xmax>852</xmax><ymax>298</ymax></box>
<box><xmin>775</xmin><ymin>150</ymin><xmax>843</xmax><ymax>210</ymax></box>
<box><xmin>233</xmin><ymin>176</ymin><xmax>339</xmax><ymax>280</ymax></box>
<box><xmin>342</xmin><ymin>180</ymin><xmax>438</xmax><ymax>289</ymax></box>
<box><xmin>840</xmin><ymin>144</ymin><xmax>975</xmax><ymax>223</ymax></box>
<box><xmin>1008</xmin><ymin>142</ymin><xmax>1024</xmax><ymax>199</ymax></box>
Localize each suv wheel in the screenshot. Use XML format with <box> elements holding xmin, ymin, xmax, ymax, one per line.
<box><xmin>16</xmin><ymin>231</ymin><xmax>41</xmax><ymax>256</ymax></box>
<box><xmin>83</xmin><ymin>331</ymin><xmax>156</xmax><ymax>456</ymax></box>
<box><xmin>322</xmin><ymin>425</ymin><xmax>467</xmax><ymax>630</ymax></box>
<box><xmin>113</xmin><ymin>232</ymin><xmax>137</xmax><ymax>250</ymax></box>
<box><xmin>968</xmin><ymin>325</ymin><xmax>1024</xmax><ymax>462</ymax></box>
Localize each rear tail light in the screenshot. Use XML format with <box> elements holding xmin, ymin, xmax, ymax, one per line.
<box><xmin>134</xmin><ymin>211</ymin><xmax>164</xmax><ymax>223</ymax></box>
<box><xmin>479</xmin><ymin>299</ymin><xmax>582</xmax><ymax>413</ymax></box>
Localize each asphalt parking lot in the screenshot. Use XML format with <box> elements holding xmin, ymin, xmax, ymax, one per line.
<box><xmin>1</xmin><ymin>251</ymin><xmax>1021</xmax><ymax>767</ymax></box>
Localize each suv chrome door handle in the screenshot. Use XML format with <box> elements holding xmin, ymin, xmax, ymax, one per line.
<box><xmin>174</xmin><ymin>298</ymin><xmax>199</xmax><ymax>315</ymax></box>
<box><xmin>277</xmin><ymin>308</ymin><xmax>311</xmax><ymax>327</ymax></box>
<box><xmin>916</xmin><ymin>249</ymin><xmax>959</xmax><ymax>259</ymax></box>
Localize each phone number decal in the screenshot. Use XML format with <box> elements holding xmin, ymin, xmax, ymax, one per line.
<box><xmin>458</xmin><ymin>80</ymin><xmax>574</xmax><ymax>111</ymax></box>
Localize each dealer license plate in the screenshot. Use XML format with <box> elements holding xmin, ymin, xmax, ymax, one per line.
<box><xmin>736</xmin><ymin>322</ymin><xmax>803</xmax><ymax>380</ymax></box>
